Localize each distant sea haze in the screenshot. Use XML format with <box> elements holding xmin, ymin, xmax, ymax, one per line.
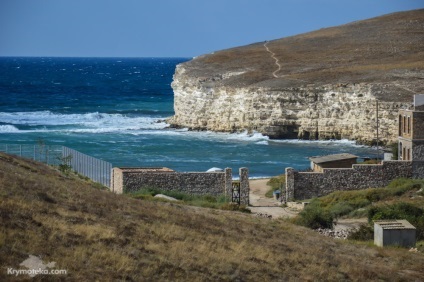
<box><xmin>0</xmin><ymin>57</ymin><xmax>379</xmax><ymax>178</ymax></box>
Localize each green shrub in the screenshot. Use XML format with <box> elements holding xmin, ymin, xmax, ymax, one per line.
<box><xmin>329</xmin><ymin>202</ymin><xmax>354</xmax><ymax>219</ymax></box>
<box><xmin>348</xmin><ymin>208</ymin><xmax>369</xmax><ymax>218</ymax></box>
<box><xmin>347</xmin><ymin>224</ymin><xmax>374</xmax><ymax>241</ymax></box>
<box><xmin>390</xmin><ymin>142</ymin><xmax>399</xmax><ymax>160</ymax></box>
<box><xmin>266</xmin><ymin>174</ymin><xmax>285</xmax><ymax>198</ymax></box>
<box><xmin>294</xmin><ymin>200</ymin><xmax>334</xmax><ymax>229</ymax></box>
<box><xmin>386</xmin><ymin>178</ymin><xmax>422</xmax><ymax>196</ymax></box>
<box><xmin>365</xmin><ymin>189</ymin><xmax>389</xmax><ymax>202</ymax></box>
<box><xmin>368</xmin><ymin>203</ymin><xmax>424</xmax><ymax>240</ymax></box>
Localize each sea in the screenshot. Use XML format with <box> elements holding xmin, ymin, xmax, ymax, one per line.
<box><xmin>0</xmin><ymin>57</ymin><xmax>381</xmax><ymax>178</ymax></box>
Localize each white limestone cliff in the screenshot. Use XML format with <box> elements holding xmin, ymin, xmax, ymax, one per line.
<box><xmin>168</xmin><ymin>64</ymin><xmax>408</xmax><ymax>145</ymax></box>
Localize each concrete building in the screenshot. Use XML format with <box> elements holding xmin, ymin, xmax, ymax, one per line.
<box><xmin>374</xmin><ymin>220</ymin><xmax>416</xmax><ymax>248</ymax></box>
<box><xmin>398</xmin><ymin>94</ymin><xmax>424</xmax><ymax>178</ymax></box>
<box><xmin>309</xmin><ymin>153</ymin><xmax>358</xmax><ymax>172</ymax></box>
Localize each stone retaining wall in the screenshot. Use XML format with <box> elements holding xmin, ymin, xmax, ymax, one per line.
<box><xmin>111</xmin><ymin>167</ymin><xmax>250</xmax><ymax>204</ymax></box>
<box><xmin>284</xmin><ymin>161</ymin><xmax>413</xmax><ymax>201</ymax></box>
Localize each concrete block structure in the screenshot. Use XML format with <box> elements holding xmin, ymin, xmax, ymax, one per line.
<box><xmin>374</xmin><ymin>220</ymin><xmax>416</xmax><ymax>248</ymax></box>
<box><xmin>309</xmin><ymin>153</ymin><xmax>358</xmax><ymax>172</ymax></box>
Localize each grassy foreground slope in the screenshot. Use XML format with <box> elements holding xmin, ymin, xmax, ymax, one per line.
<box><xmin>0</xmin><ymin>152</ymin><xmax>423</xmax><ymax>281</ymax></box>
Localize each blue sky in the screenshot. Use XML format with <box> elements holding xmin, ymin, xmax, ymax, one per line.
<box><xmin>0</xmin><ymin>0</ymin><xmax>422</xmax><ymax>57</ymax></box>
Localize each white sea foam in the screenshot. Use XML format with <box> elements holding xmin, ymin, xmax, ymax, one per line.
<box><xmin>0</xmin><ymin>125</ymin><xmax>20</xmax><ymax>133</ymax></box>
<box><xmin>0</xmin><ymin>111</ymin><xmax>167</xmax><ymax>133</ymax></box>
<box><xmin>256</xmin><ymin>140</ymin><xmax>269</xmax><ymax>145</ymax></box>
<box><xmin>180</xmin><ymin>130</ymin><xmax>270</xmax><ymax>143</ymax></box>
<box><xmin>270</xmin><ymin>138</ymin><xmax>364</xmax><ymax>147</ymax></box>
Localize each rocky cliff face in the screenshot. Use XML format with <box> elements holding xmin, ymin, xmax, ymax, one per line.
<box><xmin>168</xmin><ymin>10</ymin><xmax>424</xmax><ymax>144</ymax></box>
<box><xmin>169</xmin><ymin>67</ymin><xmax>405</xmax><ymax>144</ymax></box>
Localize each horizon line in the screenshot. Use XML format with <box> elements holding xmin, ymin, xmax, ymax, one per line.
<box><xmin>0</xmin><ymin>55</ymin><xmax>193</xmax><ymax>59</ymax></box>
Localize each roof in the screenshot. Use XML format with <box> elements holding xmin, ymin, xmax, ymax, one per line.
<box><xmin>374</xmin><ymin>220</ymin><xmax>416</xmax><ymax>230</ymax></box>
<box><xmin>309</xmin><ymin>153</ymin><xmax>358</xmax><ymax>164</ymax></box>
<box><xmin>119</xmin><ymin>167</ymin><xmax>174</xmax><ymax>172</ymax></box>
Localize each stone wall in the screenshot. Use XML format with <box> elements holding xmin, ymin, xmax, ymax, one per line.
<box><xmin>413</xmin><ymin>141</ymin><xmax>424</xmax><ymax>178</ymax></box>
<box><xmin>284</xmin><ymin>161</ymin><xmax>413</xmax><ymax>201</ymax></box>
<box><xmin>239</xmin><ymin>168</ymin><xmax>250</xmax><ymax>205</ymax></box>
<box><xmin>111</xmin><ymin>167</ymin><xmax>124</xmax><ymax>194</ymax></box>
<box><xmin>111</xmin><ymin>167</ymin><xmax>249</xmax><ymax>203</ymax></box>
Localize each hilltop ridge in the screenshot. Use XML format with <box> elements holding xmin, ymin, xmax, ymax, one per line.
<box><xmin>169</xmin><ymin>9</ymin><xmax>424</xmax><ymax>142</ymax></box>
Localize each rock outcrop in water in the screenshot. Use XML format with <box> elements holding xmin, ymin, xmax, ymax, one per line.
<box><xmin>168</xmin><ymin>9</ymin><xmax>424</xmax><ymax>144</ymax></box>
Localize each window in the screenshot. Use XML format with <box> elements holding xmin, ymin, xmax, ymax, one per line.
<box><xmin>403</xmin><ymin>116</ymin><xmax>407</xmax><ymax>133</ymax></box>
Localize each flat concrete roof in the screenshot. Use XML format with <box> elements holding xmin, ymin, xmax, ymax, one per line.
<box><xmin>118</xmin><ymin>167</ymin><xmax>174</xmax><ymax>172</ymax></box>
<box><xmin>309</xmin><ymin>153</ymin><xmax>358</xmax><ymax>164</ymax></box>
<box><xmin>374</xmin><ymin>220</ymin><xmax>416</xmax><ymax>230</ymax></box>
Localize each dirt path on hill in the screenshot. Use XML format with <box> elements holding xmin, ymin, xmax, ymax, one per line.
<box><xmin>249</xmin><ymin>179</ymin><xmax>298</xmax><ymax>219</ymax></box>
<box><xmin>264</xmin><ymin>42</ymin><xmax>282</xmax><ymax>78</ymax></box>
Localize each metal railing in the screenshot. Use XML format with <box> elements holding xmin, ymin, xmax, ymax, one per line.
<box><xmin>0</xmin><ymin>144</ymin><xmax>112</xmax><ymax>188</ymax></box>
<box><xmin>62</xmin><ymin>146</ymin><xmax>112</xmax><ymax>188</ymax></box>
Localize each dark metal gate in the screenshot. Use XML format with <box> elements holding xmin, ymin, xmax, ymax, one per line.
<box><xmin>231</xmin><ymin>182</ymin><xmax>241</xmax><ymax>205</ymax></box>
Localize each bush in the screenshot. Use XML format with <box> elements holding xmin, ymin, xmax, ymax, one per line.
<box><xmin>386</xmin><ymin>178</ymin><xmax>422</xmax><ymax>196</ymax></box>
<box><xmin>266</xmin><ymin>174</ymin><xmax>285</xmax><ymax>198</ymax></box>
<box><xmin>294</xmin><ymin>200</ymin><xmax>334</xmax><ymax>229</ymax></box>
<box><xmin>329</xmin><ymin>202</ymin><xmax>354</xmax><ymax>219</ymax></box>
<box><xmin>390</xmin><ymin>142</ymin><xmax>399</xmax><ymax>160</ymax></box>
<box><xmin>348</xmin><ymin>224</ymin><xmax>374</xmax><ymax>241</ymax></box>
<box><xmin>368</xmin><ymin>203</ymin><xmax>424</xmax><ymax>240</ymax></box>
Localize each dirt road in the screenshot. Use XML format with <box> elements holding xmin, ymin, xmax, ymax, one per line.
<box><xmin>249</xmin><ymin>179</ymin><xmax>298</xmax><ymax>219</ymax></box>
<box><xmin>248</xmin><ymin>179</ymin><xmax>367</xmax><ymax>230</ymax></box>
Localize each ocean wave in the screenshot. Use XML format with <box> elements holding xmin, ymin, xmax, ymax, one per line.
<box><xmin>0</xmin><ymin>125</ymin><xmax>20</xmax><ymax>133</ymax></box>
<box><xmin>0</xmin><ymin>111</ymin><xmax>167</xmax><ymax>132</ymax></box>
<box><xmin>270</xmin><ymin>138</ymin><xmax>365</xmax><ymax>147</ymax></box>
<box><xmin>128</xmin><ymin>129</ymin><xmax>271</xmax><ymax>143</ymax></box>
<box><xmin>181</xmin><ymin>130</ymin><xmax>270</xmax><ymax>143</ymax></box>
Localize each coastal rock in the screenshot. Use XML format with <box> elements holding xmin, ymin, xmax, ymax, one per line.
<box><xmin>154</xmin><ymin>194</ymin><xmax>179</xmax><ymax>201</ymax></box>
<box><xmin>168</xmin><ymin>10</ymin><xmax>424</xmax><ymax>144</ymax></box>
<box><xmin>315</xmin><ymin>228</ymin><xmax>350</xmax><ymax>240</ymax></box>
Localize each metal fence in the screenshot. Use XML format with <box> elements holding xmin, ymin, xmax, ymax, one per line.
<box><xmin>0</xmin><ymin>144</ymin><xmax>112</xmax><ymax>188</ymax></box>
<box><xmin>62</xmin><ymin>146</ymin><xmax>112</xmax><ymax>188</ymax></box>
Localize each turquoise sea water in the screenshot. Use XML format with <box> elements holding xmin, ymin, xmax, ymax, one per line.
<box><xmin>0</xmin><ymin>57</ymin><xmax>380</xmax><ymax>177</ymax></box>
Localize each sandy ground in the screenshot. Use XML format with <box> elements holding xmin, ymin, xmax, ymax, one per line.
<box><xmin>248</xmin><ymin>178</ymin><xmax>297</xmax><ymax>219</ymax></box>
<box><xmin>334</xmin><ymin>218</ymin><xmax>368</xmax><ymax>231</ymax></box>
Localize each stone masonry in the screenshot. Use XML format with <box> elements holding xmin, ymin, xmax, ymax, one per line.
<box><xmin>111</xmin><ymin>167</ymin><xmax>249</xmax><ymax>204</ymax></box>
<box><xmin>284</xmin><ymin>161</ymin><xmax>413</xmax><ymax>201</ymax></box>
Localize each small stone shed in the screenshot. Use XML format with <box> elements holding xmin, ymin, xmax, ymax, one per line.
<box><xmin>309</xmin><ymin>153</ymin><xmax>358</xmax><ymax>172</ymax></box>
<box><xmin>374</xmin><ymin>220</ymin><xmax>416</xmax><ymax>248</ymax></box>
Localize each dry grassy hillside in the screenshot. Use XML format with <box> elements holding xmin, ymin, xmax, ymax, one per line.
<box><xmin>0</xmin><ymin>152</ymin><xmax>423</xmax><ymax>281</ymax></box>
<box><xmin>184</xmin><ymin>9</ymin><xmax>424</xmax><ymax>101</ymax></box>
